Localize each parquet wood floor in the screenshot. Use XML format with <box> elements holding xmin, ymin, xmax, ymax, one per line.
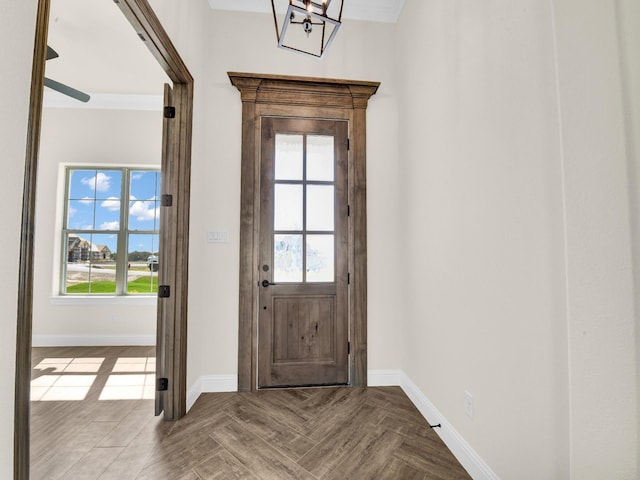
<box><xmin>31</xmin><ymin>347</ymin><xmax>471</xmax><ymax>479</ymax></box>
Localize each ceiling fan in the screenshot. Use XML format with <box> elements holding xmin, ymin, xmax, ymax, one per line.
<box><xmin>45</xmin><ymin>46</ymin><xmax>90</xmax><ymax>103</ymax></box>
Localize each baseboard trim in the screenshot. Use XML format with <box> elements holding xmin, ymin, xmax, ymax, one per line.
<box><xmin>399</xmin><ymin>372</ymin><xmax>499</xmax><ymax>480</ymax></box>
<box><xmin>32</xmin><ymin>334</ymin><xmax>156</xmax><ymax>347</ymax></box>
<box><xmin>367</xmin><ymin>369</ymin><xmax>402</xmax><ymax>386</ymax></box>
<box><xmin>186</xmin><ymin>374</ymin><xmax>238</xmax><ymax>412</ymax></box>
<box><xmin>368</xmin><ymin>369</ymin><xmax>498</xmax><ymax>479</ymax></box>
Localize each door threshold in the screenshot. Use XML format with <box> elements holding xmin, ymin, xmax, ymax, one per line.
<box><xmin>257</xmin><ymin>383</ymin><xmax>349</xmax><ymax>390</ymax></box>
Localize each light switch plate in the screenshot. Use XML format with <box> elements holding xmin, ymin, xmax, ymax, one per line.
<box><xmin>207</xmin><ymin>230</ymin><xmax>229</xmax><ymax>243</ymax></box>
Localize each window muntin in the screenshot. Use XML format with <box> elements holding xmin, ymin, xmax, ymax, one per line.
<box><xmin>272</xmin><ymin>134</ymin><xmax>336</xmax><ymax>284</ymax></box>
<box><xmin>62</xmin><ymin>168</ymin><xmax>160</xmax><ymax>295</ymax></box>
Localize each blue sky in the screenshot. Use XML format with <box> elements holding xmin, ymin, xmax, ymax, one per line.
<box><xmin>67</xmin><ymin>169</ymin><xmax>160</xmax><ymax>253</ymax></box>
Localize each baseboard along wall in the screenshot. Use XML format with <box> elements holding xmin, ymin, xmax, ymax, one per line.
<box><xmin>396</xmin><ymin>372</ymin><xmax>499</xmax><ymax>480</ymax></box>
<box><xmin>186</xmin><ymin>374</ymin><xmax>238</xmax><ymax>412</ymax></box>
<box><xmin>32</xmin><ymin>334</ymin><xmax>156</xmax><ymax>347</ymax></box>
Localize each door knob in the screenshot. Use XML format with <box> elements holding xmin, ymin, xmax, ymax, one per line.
<box><xmin>261</xmin><ymin>280</ymin><xmax>276</xmax><ymax>288</ymax></box>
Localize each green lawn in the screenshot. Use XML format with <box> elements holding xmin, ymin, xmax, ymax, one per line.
<box><xmin>66</xmin><ymin>276</ymin><xmax>158</xmax><ymax>294</ymax></box>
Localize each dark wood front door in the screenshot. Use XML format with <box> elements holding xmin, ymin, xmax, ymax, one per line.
<box><xmin>258</xmin><ymin>117</ymin><xmax>349</xmax><ymax>388</ymax></box>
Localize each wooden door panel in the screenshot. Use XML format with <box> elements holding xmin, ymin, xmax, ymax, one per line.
<box><xmin>272</xmin><ymin>296</ymin><xmax>336</xmax><ymax>363</ymax></box>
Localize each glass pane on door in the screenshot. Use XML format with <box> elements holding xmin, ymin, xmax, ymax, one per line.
<box><xmin>307</xmin><ymin>135</ymin><xmax>334</xmax><ymax>181</ymax></box>
<box><xmin>275</xmin><ymin>134</ymin><xmax>303</xmax><ymax>180</ymax></box>
<box><xmin>274</xmin><ymin>234</ymin><xmax>303</xmax><ymax>282</ymax></box>
<box><xmin>306</xmin><ymin>234</ymin><xmax>334</xmax><ymax>282</ymax></box>
<box><xmin>274</xmin><ymin>184</ymin><xmax>303</xmax><ymax>230</ymax></box>
<box><xmin>306</xmin><ymin>185</ymin><xmax>334</xmax><ymax>231</ymax></box>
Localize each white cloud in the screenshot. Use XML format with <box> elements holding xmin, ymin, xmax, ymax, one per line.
<box><xmin>130</xmin><ymin>201</ymin><xmax>160</xmax><ymax>222</ymax></box>
<box><xmin>130</xmin><ymin>194</ymin><xmax>158</xmax><ymax>202</ymax></box>
<box><xmin>101</xmin><ymin>197</ymin><xmax>121</xmax><ymax>211</ymax></box>
<box><xmin>68</xmin><ymin>206</ymin><xmax>77</xmax><ymax>217</ymax></box>
<box><xmin>81</xmin><ymin>172</ymin><xmax>111</xmax><ymax>192</ymax></box>
<box><xmin>100</xmin><ymin>221</ymin><xmax>120</xmax><ymax>230</ymax></box>
<box><xmin>78</xmin><ymin>196</ymin><xmax>93</xmax><ymax>204</ymax></box>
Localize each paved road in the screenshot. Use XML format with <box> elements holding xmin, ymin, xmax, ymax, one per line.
<box><xmin>66</xmin><ymin>263</ymin><xmax>157</xmax><ymax>279</ymax></box>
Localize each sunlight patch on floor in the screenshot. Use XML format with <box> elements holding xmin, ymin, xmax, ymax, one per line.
<box><xmin>100</xmin><ymin>373</ymin><xmax>155</xmax><ymax>400</ymax></box>
<box><xmin>30</xmin><ymin>374</ymin><xmax>96</xmax><ymax>401</ymax></box>
<box><xmin>31</xmin><ymin>356</ymin><xmax>156</xmax><ymax>401</ymax></box>
<box><xmin>112</xmin><ymin>356</ymin><xmax>156</xmax><ymax>373</ymax></box>
<box><xmin>34</xmin><ymin>356</ymin><xmax>105</xmax><ymax>373</ymax></box>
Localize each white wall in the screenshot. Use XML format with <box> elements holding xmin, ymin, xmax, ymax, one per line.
<box><xmin>616</xmin><ymin>0</ymin><xmax>640</xmax><ymax>471</ymax></box>
<box><xmin>552</xmin><ymin>0</ymin><xmax>638</xmax><ymax>478</ymax></box>
<box><xmin>32</xmin><ymin>107</ymin><xmax>163</xmax><ymax>344</ymax></box>
<box><xmin>0</xmin><ymin>0</ymin><xmax>38</xmax><ymax>477</ymax></box>
<box><xmin>148</xmin><ymin>0</ymin><xmax>404</xmax><ymax>390</ymax></box>
<box><xmin>396</xmin><ymin>0</ymin><xmax>639</xmax><ymax>478</ymax></box>
<box><xmin>395</xmin><ymin>1</ymin><xmax>570</xmax><ymax>478</ymax></box>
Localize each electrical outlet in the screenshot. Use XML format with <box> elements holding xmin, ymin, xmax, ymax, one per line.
<box><xmin>464</xmin><ymin>391</ymin><xmax>474</xmax><ymax>419</ymax></box>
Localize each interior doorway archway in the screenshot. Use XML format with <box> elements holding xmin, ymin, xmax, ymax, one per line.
<box><xmin>15</xmin><ymin>1</ymin><xmax>193</xmax><ymax>478</ymax></box>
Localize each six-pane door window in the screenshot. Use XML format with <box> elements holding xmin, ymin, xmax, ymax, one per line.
<box><xmin>62</xmin><ymin>168</ymin><xmax>161</xmax><ymax>295</ymax></box>
<box><xmin>273</xmin><ymin>134</ymin><xmax>335</xmax><ymax>283</ymax></box>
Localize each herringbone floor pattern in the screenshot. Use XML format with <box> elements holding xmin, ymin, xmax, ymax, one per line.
<box><xmin>31</xmin><ymin>347</ymin><xmax>471</xmax><ymax>479</ymax></box>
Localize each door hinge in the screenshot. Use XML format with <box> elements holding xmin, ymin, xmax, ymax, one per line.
<box><xmin>348</xmin><ymin>342</ymin><xmax>351</xmax><ymax>355</ymax></box>
<box><xmin>164</xmin><ymin>105</ymin><xmax>176</xmax><ymax>118</ymax></box>
<box><xmin>158</xmin><ymin>285</ymin><xmax>170</xmax><ymax>298</ymax></box>
<box><xmin>348</xmin><ymin>273</ymin><xmax>351</xmax><ymax>285</ymax></box>
<box><xmin>347</xmin><ymin>205</ymin><xmax>350</xmax><ymax>217</ymax></box>
<box><xmin>161</xmin><ymin>194</ymin><xmax>173</xmax><ymax>207</ymax></box>
<box><xmin>156</xmin><ymin>377</ymin><xmax>168</xmax><ymax>391</ymax></box>
<box><xmin>347</xmin><ymin>138</ymin><xmax>350</xmax><ymax>151</ymax></box>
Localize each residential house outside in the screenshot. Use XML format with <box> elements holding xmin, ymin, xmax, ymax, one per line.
<box><xmin>67</xmin><ymin>234</ymin><xmax>112</xmax><ymax>262</ymax></box>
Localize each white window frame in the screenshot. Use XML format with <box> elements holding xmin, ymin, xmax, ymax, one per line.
<box><xmin>60</xmin><ymin>166</ymin><xmax>160</xmax><ymax>296</ymax></box>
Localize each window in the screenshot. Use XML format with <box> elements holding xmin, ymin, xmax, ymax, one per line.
<box><xmin>62</xmin><ymin>167</ymin><xmax>161</xmax><ymax>295</ymax></box>
<box><xmin>272</xmin><ymin>133</ymin><xmax>336</xmax><ymax>283</ymax></box>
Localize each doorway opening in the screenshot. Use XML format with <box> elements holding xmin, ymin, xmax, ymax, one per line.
<box><xmin>229</xmin><ymin>72</ymin><xmax>379</xmax><ymax>391</ymax></box>
<box><xmin>16</xmin><ymin>1</ymin><xmax>193</xmax><ymax>478</ymax></box>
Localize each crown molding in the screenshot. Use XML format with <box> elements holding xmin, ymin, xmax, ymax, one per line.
<box><xmin>208</xmin><ymin>0</ymin><xmax>405</xmax><ymax>23</ymax></box>
<box><xmin>228</xmin><ymin>71</ymin><xmax>379</xmax><ymax>109</ymax></box>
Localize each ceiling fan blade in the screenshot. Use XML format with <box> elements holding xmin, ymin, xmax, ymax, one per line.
<box><xmin>44</xmin><ymin>77</ymin><xmax>90</xmax><ymax>103</ymax></box>
<box><xmin>46</xmin><ymin>46</ymin><xmax>59</xmax><ymax>61</ymax></box>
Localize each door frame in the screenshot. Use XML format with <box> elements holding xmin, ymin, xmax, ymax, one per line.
<box><xmin>228</xmin><ymin>72</ymin><xmax>379</xmax><ymax>391</ymax></box>
<box><xmin>15</xmin><ymin>1</ymin><xmax>193</xmax><ymax>478</ymax></box>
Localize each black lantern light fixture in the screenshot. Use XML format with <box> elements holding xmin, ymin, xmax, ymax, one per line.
<box><xmin>270</xmin><ymin>0</ymin><xmax>344</xmax><ymax>59</ymax></box>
